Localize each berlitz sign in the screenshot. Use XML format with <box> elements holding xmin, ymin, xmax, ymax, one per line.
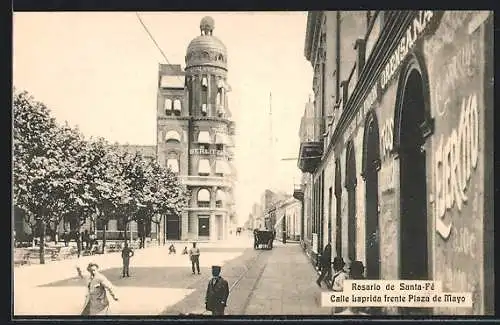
<box><xmin>190</xmin><ymin>148</ymin><xmax>229</xmax><ymax>157</ymax></box>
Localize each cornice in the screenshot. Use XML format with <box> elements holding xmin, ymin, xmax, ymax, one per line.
<box><xmin>325</xmin><ymin>11</ymin><xmax>414</xmax><ymax>159</ymax></box>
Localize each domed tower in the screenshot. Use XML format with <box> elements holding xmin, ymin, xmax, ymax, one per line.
<box><xmin>180</xmin><ymin>16</ymin><xmax>236</xmax><ymax>241</ymax></box>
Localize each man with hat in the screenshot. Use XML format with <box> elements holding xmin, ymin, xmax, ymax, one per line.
<box><xmin>316</xmin><ymin>241</ymin><xmax>332</xmax><ymax>287</ymax></box>
<box><xmin>205</xmin><ymin>265</ymin><xmax>229</xmax><ymax>315</ymax></box>
<box><xmin>330</xmin><ymin>257</ymin><xmax>348</xmax><ymax>291</ymax></box>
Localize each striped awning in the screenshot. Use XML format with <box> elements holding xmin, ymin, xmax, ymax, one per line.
<box><xmin>215</xmin><ymin>133</ymin><xmax>228</xmax><ymax>145</ymax></box>
<box><xmin>165</xmin><ymin>130</ymin><xmax>181</xmax><ymax>142</ymax></box>
<box><xmin>166</xmin><ymin>159</ymin><xmax>179</xmax><ymax>173</ymax></box>
<box><xmin>197</xmin><ymin>188</ymin><xmax>210</xmax><ymax>202</ymax></box>
<box><xmin>198</xmin><ymin>159</ymin><xmax>211</xmax><ymax>175</ymax></box>
<box><xmin>197</xmin><ymin>131</ymin><xmax>211</xmax><ymax>143</ymax></box>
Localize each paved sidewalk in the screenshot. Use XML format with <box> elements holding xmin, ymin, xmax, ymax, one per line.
<box><xmin>244</xmin><ymin>242</ymin><xmax>331</xmax><ymax>315</ymax></box>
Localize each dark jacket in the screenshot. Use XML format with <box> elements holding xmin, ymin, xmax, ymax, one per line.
<box><xmin>205</xmin><ymin>276</ymin><xmax>229</xmax><ymax>312</ymax></box>
<box><xmin>320</xmin><ymin>244</ymin><xmax>332</xmax><ymax>265</ymax></box>
<box><xmin>121</xmin><ymin>247</ymin><xmax>134</xmax><ymax>261</ymax></box>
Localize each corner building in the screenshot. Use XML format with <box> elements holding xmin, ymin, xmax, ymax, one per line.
<box><xmin>157</xmin><ymin>17</ymin><xmax>236</xmax><ymax>242</ymax></box>
<box><xmin>297</xmin><ymin>11</ymin><xmax>493</xmax><ymax>315</ymax></box>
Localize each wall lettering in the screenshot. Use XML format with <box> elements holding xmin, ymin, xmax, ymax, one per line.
<box><xmin>190</xmin><ymin>148</ymin><xmax>230</xmax><ymax>157</ymax></box>
<box><xmin>380</xmin><ymin>10</ymin><xmax>434</xmax><ymax>91</ymax></box>
<box><xmin>451</xmin><ymin>225</ymin><xmax>477</xmax><ymax>258</ymax></box>
<box><xmin>434</xmin><ymin>93</ymin><xmax>479</xmax><ymax>239</ymax></box>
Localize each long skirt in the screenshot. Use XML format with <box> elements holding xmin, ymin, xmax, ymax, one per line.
<box><xmin>81</xmin><ymin>302</ymin><xmax>110</xmax><ymax>316</ymax></box>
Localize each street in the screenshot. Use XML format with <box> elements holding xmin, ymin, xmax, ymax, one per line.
<box><xmin>14</xmin><ymin>231</ymin><xmax>331</xmax><ymax>316</ymax></box>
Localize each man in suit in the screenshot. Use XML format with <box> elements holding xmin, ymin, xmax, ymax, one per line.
<box><xmin>205</xmin><ymin>265</ymin><xmax>229</xmax><ymax>315</ymax></box>
<box><xmin>316</xmin><ymin>241</ymin><xmax>332</xmax><ymax>287</ymax></box>
<box><xmin>121</xmin><ymin>241</ymin><xmax>134</xmax><ymax>277</ymax></box>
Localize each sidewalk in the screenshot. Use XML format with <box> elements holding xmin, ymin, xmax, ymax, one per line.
<box><xmin>244</xmin><ymin>242</ymin><xmax>331</xmax><ymax>315</ymax></box>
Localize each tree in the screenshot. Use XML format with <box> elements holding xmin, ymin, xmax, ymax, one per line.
<box><xmin>13</xmin><ymin>90</ymin><xmax>68</xmax><ymax>263</ymax></box>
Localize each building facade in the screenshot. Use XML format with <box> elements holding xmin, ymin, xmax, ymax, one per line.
<box><xmin>271</xmin><ymin>197</ymin><xmax>302</xmax><ymax>241</ymax></box>
<box><xmin>156</xmin><ymin>16</ymin><xmax>236</xmax><ymax>242</ymax></box>
<box><xmin>298</xmin><ymin>11</ymin><xmax>493</xmax><ymax>315</ymax></box>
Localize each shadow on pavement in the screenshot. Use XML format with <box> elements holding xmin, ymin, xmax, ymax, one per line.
<box><xmin>38</xmin><ymin>266</ymin><xmax>210</xmax><ymax>289</ymax></box>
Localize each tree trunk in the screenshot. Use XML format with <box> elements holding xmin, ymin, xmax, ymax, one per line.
<box><xmin>157</xmin><ymin>223</ymin><xmax>160</xmax><ymax>246</ymax></box>
<box><xmin>39</xmin><ymin>221</ymin><xmax>46</xmax><ymax>264</ymax></box>
<box><xmin>124</xmin><ymin>220</ymin><xmax>129</xmax><ymax>245</ymax></box>
<box><xmin>76</xmin><ymin>231</ymin><xmax>82</xmax><ymax>258</ymax></box>
<box><xmin>102</xmin><ymin>223</ymin><xmax>107</xmax><ymax>254</ymax></box>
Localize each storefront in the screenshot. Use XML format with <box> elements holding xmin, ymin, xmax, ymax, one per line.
<box><xmin>307</xmin><ymin>10</ymin><xmax>493</xmax><ymax>315</ymax></box>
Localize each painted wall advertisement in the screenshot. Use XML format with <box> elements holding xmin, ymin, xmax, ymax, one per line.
<box><xmin>425</xmin><ymin>11</ymin><xmax>487</xmax><ymax>315</ymax></box>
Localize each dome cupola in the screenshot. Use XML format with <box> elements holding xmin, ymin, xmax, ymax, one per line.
<box><xmin>185</xmin><ymin>16</ymin><xmax>227</xmax><ymax>70</ymax></box>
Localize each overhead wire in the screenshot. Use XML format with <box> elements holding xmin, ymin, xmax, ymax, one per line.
<box><xmin>135</xmin><ymin>12</ymin><xmax>185</xmax><ymax>85</ymax></box>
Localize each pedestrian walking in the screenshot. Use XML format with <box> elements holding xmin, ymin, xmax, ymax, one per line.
<box><xmin>76</xmin><ymin>262</ymin><xmax>119</xmax><ymax>315</ymax></box>
<box><xmin>189</xmin><ymin>242</ymin><xmax>201</xmax><ymax>275</ymax></box>
<box><xmin>182</xmin><ymin>246</ymin><xmax>189</xmax><ymax>255</ymax></box>
<box><xmin>205</xmin><ymin>265</ymin><xmax>229</xmax><ymax>316</ymax></box>
<box><xmin>316</xmin><ymin>241</ymin><xmax>332</xmax><ymax>287</ymax></box>
<box><xmin>121</xmin><ymin>241</ymin><xmax>134</xmax><ymax>277</ymax></box>
<box><xmin>168</xmin><ymin>244</ymin><xmax>177</xmax><ymax>254</ymax></box>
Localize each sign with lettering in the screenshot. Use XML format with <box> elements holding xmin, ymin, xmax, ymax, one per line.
<box><xmin>426</xmin><ymin>11</ymin><xmax>486</xmax><ymax>315</ymax></box>
<box><xmin>190</xmin><ymin>148</ymin><xmax>230</xmax><ymax>157</ymax></box>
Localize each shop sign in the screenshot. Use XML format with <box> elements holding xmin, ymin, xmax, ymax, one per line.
<box><xmin>380</xmin><ymin>11</ymin><xmax>435</xmax><ymax>91</ymax></box>
<box><xmin>189</xmin><ymin>148</ymin><xmax>229</xmax><ymax>157</ymax></box>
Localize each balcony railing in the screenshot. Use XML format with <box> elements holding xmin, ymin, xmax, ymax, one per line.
<box><xmin>293</xmin><ymin>184</ymin><xmax>305</xmax><ymax>201</ymax></box>
<box><xmin>179</xmin><ymin>175</ymin><xmax>234</xmax><ymax>188</ymax></box>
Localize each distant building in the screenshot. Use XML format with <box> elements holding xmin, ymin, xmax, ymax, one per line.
<box><xmin>156</xmin><ymin>16</ymin><xmax>236</xmax><ymax>242</ymax></box>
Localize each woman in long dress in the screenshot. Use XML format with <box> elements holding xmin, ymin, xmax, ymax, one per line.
<box><xmin>76</xmin><ymin>262</ymin><xmax>119</xmax><ymax>315</ymax></box>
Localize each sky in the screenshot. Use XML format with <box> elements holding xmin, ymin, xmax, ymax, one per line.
<box><xmin>13</xmin><ymin>12</ymin><xmax>313</xmax><ymax>225</ymax></box>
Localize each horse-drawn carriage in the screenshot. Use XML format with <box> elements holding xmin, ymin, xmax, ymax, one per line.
<box><xmin>253</xmin><ymin>229</ymin><xmax>275</xmax><ymax>250</ymax></box>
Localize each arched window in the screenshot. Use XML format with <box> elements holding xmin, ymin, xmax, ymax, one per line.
<box><xmin>197</xmin><ymin>188</ymin><xmax>211</xmax><ymax>208</ymax></box>
<box><xmin>215</xmin><ymin>190</ymin><xmax>225</xmax><ymax>208</ymax></box>
<box><xmin>166</xmin><ymin>152</ymin><xmax>179</xmax><ymax>174</ymax></box>
<box><xmin>165</xmin><ymin>130</ymin><xmax>181</xmax><ymax>143</ymax></box>
<box><xmin>164</xmin><ymin>98</ymin><xmax>172</xmax><ymax>115</ymax></box>
<box><xmin>173</xmin><ymin>99</ymin><xmax>182</xmax><ymax>116</ymax></box>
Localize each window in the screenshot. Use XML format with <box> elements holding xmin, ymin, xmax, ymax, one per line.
<box><xmin>202</xmin><ymin>76</ymin><xmax>208</xmax><ymax>88</ymax></box>
<box><xmin>164</xmin><ymin>98</ymin><xmax>172</xmax><ymax>115</ymax></box>
<box><xmin>165</xmin><ymin>130</ymin><xmax>181</xmax><ymax>143</ymax></box>
<box><xmin>197</xmin><ymin>188</ymin><xmax>210</xmax><ymax>207</ymax></box>
<box><xmin>216</xmin><ymin>144</ymin><xmax>223</xmax><ymax>151</ymax></box>
<box><xmin>173</xmin><ymin>99</ymin><xmax>182</xmax><ymax>116</ymax></box>
<box><xmin>215</xmin><ymin>190</ymin><xmax>225</xmax><ymax>208</ymax></box>
<box><xmin>166</xmin><ymin>158</ymin><xmax>179</xmax><ymax>174</ymax></box>
<box><xmin>198</xmin><ymin>159</ymin><xmax>211</xmax><ymax>176</ymax></box>
<box><xmin>201</xmin><ymin>104</ymin><xmax>208</xmax><ymax>117</ymax></box>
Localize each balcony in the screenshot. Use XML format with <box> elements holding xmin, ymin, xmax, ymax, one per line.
<box><xmin>179</xmin><ymin>175</ymin><xmax>234</xmax><ymax>188</ymax></box>
<box><xmin>293</xmin><ymin>184</ymin><xmax>305</xmax><ymax>201</ymax></box>
<box><xmin>298</xmin><ymin>141</ymin><xmax>323</xmax><ymax>173</ymax></box>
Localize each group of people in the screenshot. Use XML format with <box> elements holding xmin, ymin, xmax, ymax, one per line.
<box><xmin>316</xmin><ymin>241</ymin><xmax>368</xmax><ymax>314</ymax></box>
<box><xmin>76</xmin><ymin>241</ymin><xmax>230</xmax><ymax>316</ymax></box>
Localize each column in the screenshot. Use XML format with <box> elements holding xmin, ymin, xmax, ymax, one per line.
<box><xmin>207</xmin><ymin>74</ymin><xmax>211</xmax><ymax>113</ymax></box>
<box><xmin>181</xmin><ymin>211</ymin><xmax>189</xmax><ymax>241</ymax></box>
<box><xmin>210</xmin><ymin>212</ymin><xmax>216</xmax><ymax>241</ymax></box>
<box><xmin>222</xmin><ymin>213</ymin><xmax>227</xmax><ymax>240</ymax></box>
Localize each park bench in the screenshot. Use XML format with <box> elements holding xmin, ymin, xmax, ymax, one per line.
<box><xmin>14</xmin><ymin>250</ymin><xmax>30</xmax><ymax>267</ymax></box>
<box><xmin>54</xmin><ymin>246</ymin><xmax>77</xmax><ymax>260</ymax></box>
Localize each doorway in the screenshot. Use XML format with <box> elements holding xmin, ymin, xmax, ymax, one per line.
<box><xmin>363</xmin><ymin>113</ymin><xmax>381</xmax><ymax>280</ymax></box>
<box><xmin>166</xmin><ymin>214</ymin><xmax>180</xmax><ymax>240</ymax></box>
<box><xmin>334</xmin><ymin>160</ymin><xmax>342</xmax><ymax>258</ymax></box>
<box><xmin>398</xmin><ymin>69</ymin><xmax>429</xmax><ymax>282</ymax></box>
<box><xmin>198</xmin><ymin>216</ymin><xmax>210</xmax><ymax>237</ymax></box>
<box><xmin>345</xmin><ymin>142</ymin><xmax>357</xmax><ymax>262</ymax></box>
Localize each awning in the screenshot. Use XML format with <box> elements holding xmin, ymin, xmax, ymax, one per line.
<box><xmin>202</xmin><ymin>77</ymin><xmax>208</xmax><ymax>87</ymax></box>
<box><xmin>198</xmin><ymin>159</ymin><xmax>211</xmax><ymax>175</ymax></box>
<box><xmin>217</xmin><ymin>79</ymin><xmax>224</xmax><ymax>89</ymax></box>
<box><xmin>216</xmin><ymin>190</ymin><xmax>226</xmax><ymax>201</ymax></box>
<box><xmin>216</xmin><ymin>160</ymin><xmax>231</xmax><ymax>175</ymax></box>
<box><xmin>164</xmin><ymin>98</ymin><xmax>172</xmax><ymax>110</ymax></box>
<box><xmin>215</xmin><ymin>133</ymin><xmax>228</xmax><ymax>145</ymax></box>
<box><xmin>165</xmin><ymin>130</ymin><xmax>181</xmax><ymax>142</ymax></box>
<box><xmin>197</xmin><ymin>131</ymin><xmax>211</xmax><ymax>143</ymax></box>
<box><xmin>173</xmin><ymin>99</ymin><xmax>182</xmax><ymax>111</ymax></box>
<box><xmin>166</xmin><ymin>159</ymin><xmax>179</xmax><ymax>173</ymax></box>
<box><xmin>197</xmin><ymin>188</ymin><xmax>210</xmax><ymax>202</ymax></box>
<box><xmin>201</xmin><ymin>104</ymin><xmax>207</xmax><ymax>113</ymax></box>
